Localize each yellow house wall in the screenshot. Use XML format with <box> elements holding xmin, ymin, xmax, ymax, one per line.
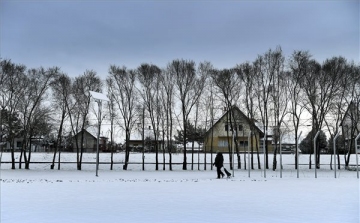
<box><xmin>204</xmin><ymin>110</ymin><xmax>273</xmax><ymax>153</ymax></box>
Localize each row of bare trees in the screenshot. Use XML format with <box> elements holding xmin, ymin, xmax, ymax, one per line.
<box><xmin>0</xmin><ymin>62</ymin><xmax>103</xmax><ymax>170</ymax></box>
<box><xmin>1</xmin><ymin>46</ymin><xmax>359</xmax><ymax>170</ymax></box>
<box><xmin>106</xmin><ymin>60</ymin><xmax>210</xmax><ymax>170</ymax></box>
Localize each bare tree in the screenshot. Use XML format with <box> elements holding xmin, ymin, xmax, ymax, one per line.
<box><xmin>288</xmin><ymin>51</ymin><xmax>310</xmax><ymax>169</ymax></box>
<box><xmin>321</xmin><ymin>57</ymin><xmax>354</xmax><ymax>169</ymax></box>
<box><xmin>136</xmin><ymin>64</ymin><xmax>162</xmax><ymax>170</ymax></box>
<box><xmin>236</xmin><ymin>62</ymin><xmax>261</xmax><ymax>169</ymax></box>
<box><xmin>201</xmin><ymin>75</ymin><xmax>215</xmax><ymax>170</ymax></box>
<box><xmin>107</xmin><ymin>66</ymin><xmax>137</xmax><ymax>170</ymax></box>
<box><xmin>301</xmin><ymin>57</ymin><xmax>345</xmax><ymax>168</ymax></box>
<box><xmin>159</xmin><ymin>67</ymin><xmax>176</xmax><ymax>170</ymax></box>
<box><xmin>211</xmin><ymin>68</ymin><xmax>242</xmax><ymax>170</ymax></box>
<box><xmin>269</xmin><ymin>50</ymin><xmax>288</xmax><ymax>171</ymax></box>
<box><xmin>0</xmin><ymin>59</ymin><xmax>27</xmax><ymax>169</ymax></box>
<box><xmin>194</xmin><ymin>61</ymin><xmax>213</xmax><ymax>170</ymax></box>
<box><xmin>105</xmin><ymin>78</ymin><xmax>118</xmax><ymax>170</ymax></box>
<box><xmin>254</xmin><ymin>47</ymin><xmax>282</xmax><ymax>169</ymax></box>
<box><xmin>70</xmin><ymin>70</ymin><xmax>102</xmax><ymax>170</ymax></box>
<box><xmin>169</xmin><ymin>59</ymin><xmax>206</xmax><ymax>170</ymax></box>
<box><xmin>342</xmin><ymin>64</ymin><xmax>360</xmax><ymax>168</ymax></box>
<box><xmin>18</xmin><ymin>67</ymin><xmax>57</xmax><ymax>169</ymax></box>
<box><xmin>50</xmin><ymin>72</ymin><xmax>72</xmax><ymax>170</ymax></box>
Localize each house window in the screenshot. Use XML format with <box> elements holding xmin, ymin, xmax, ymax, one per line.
<box><xmin>239</xmin><ymin>141</ymin><xmax>248</xmax><ymax>147</ymax></box>
<box><xmin>16</xmin><ymin>141</ymin><xmax>22</xmax><ymax>148</ymax></box>
<box><xmin>238</xmin><ymin>125</ymin><xmax>243</xmax><ymax>131</ymax></box>
<box><xmin>218</xmin><ymin>140</ymin><xmax>228</xmax><ymax>147</ymax></box>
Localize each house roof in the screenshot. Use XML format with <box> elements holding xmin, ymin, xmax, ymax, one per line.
<box><xmin>205</xmin><ymin>106</ymin><xmax>264</xmax><ymax>137</ymax></box>
<box><xmin>73</xmin><ymin>129</ymin><xmax>97</xmax><ymax>140</ymax></box>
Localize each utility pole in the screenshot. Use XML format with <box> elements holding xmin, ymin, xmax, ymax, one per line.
<box><xmin>142</xmin><ymin>105</ymin><xmax>145</xmax><ymax>171</ymax></box>
<box><xmin>89</xmin><ymin>91</ymin><xmax>109</xmax><ymax>177</ymax></box>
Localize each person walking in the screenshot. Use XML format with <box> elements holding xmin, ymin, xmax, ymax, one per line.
<box><xmin>213</xmin><ymin>152</ymin><xmax>225</xmax><ymax>179</ymax></box>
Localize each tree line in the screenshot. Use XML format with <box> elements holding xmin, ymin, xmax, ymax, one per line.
<box><xmin>1</xmin><ymin>46</ymin><xmax>359</xmax><ymax>171</ymax></box>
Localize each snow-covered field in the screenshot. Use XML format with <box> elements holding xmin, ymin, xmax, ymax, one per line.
<box><xmin>1</xmin><ymin>152</ymin><xmax>359</xmax><ymax>223</ymax></box>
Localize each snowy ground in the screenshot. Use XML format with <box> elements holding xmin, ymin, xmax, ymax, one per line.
<box><xmin>1</xmin><ymin>152</ymin><xmax>359</xmax><ymax>223</ymax></box>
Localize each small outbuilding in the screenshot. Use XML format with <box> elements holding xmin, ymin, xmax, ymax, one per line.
<box><xmin>71</xmin><ymin>129</ymin><xmax>108</xmax><ymax>153</ymax></box>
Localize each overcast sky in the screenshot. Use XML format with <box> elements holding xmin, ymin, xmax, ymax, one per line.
<box><xmin>1</xmin><ymin>0</ymin><xmax>359</xmax><ymax>79</ymax></box>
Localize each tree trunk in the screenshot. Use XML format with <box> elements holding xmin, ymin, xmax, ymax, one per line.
<box><xmin>19</xmin><ymin>147</ymin><xmax>23</xmax><ymax>169</ymax></box>
<box><xmin>163</xmin><ymin>133</ymin><xmax>165</xmax><ymax>171</ymax></box>
<box><xmin>110</xmin><ymin>143</ymin><xmax>114</xmax><ymax>170</ymax></box>
<box><xmin>210</xmin><ymin>122</ymin><xmax>214</xmax><ymax>171</ymax></box>
<box><xmin>254</xmin><ymin>134</ymin><xmax>261</xmax><ymax>169</ymax></box>
<box><xmin>25</xmin><ymin>139</ymin><xmax>32</xmax><ymax>169</ymax></box>
<box><xmin>110</xmin><ymin>140</ymin><xmax>114</xmax><ymax>171</ymax></box>
<box><xmin>345</xmin><ymin>140</ymin><xmax>353</xmax><ymax>168</ymax></box>
<box><xmin>191</xmin><ymin>141</ymin><xmax>194</xmax><ymax>170</ymax></box>
<box><xmin>57</xmin><ymin>145</ymin><xmax>61</xmax><ymax>170</ymax></box>
<box><xmin>330</xmin><ymin>153</ymin><xmax>333</xmax><ymax>170</ymax></box>
<box><xmin>52</xmin><ymin>114</ymin><xmax>65</xmax><ymax>169</ymax></box>
<box><xmin>11</xmin><ymin>140</ymin><xmax>15</xmax><ymax>169</ymax></box>
<box><xmin>243</xmin><ymin>134</ymin><xmax>246</xmax><ymax>170</ymax></box>
<box><xmin>155</xmin><ymin>136</ymin><xmax>159</xmax><ymax>171</ymax></box>
<box><xmin>251</xmin><ymin>141</ymin><xmax>254</xmax><ymax>170</ymax></box>
<box><xmin>182</xmin><ymin>106</ymin><xmax>187</xmax><ymax>170</ymax></box>
<box><xmin>294</xmin><ymin>134</ymin><xmax>298</xmax><ymax>170</ymax></box>
<box><xmin>168</xmin><ymin>105</ymin><xmax>173</xmax><ymax>171</ymax></box>
<box><xmin>169</xmin><ymin>152</ymin><xmax>172</xmax><ymax>171</ymax></box>
<box><xmin>52</xmin><ymin>143</ymin><xmax>58</xmax><ymax>169</ymax></box>
<box><xmin>272</xmin><ymin>144</ymin><xmax>278</xmax><ymax>171</ymax></box>
<box><xmin>123</xmin><ymin>129</ymin><xmax>130</xmax><ymax>170</ymax></box>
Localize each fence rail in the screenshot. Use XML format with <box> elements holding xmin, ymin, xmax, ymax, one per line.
<box><xmin>1</xmin><ymin>161</ymin><xmax>354</xmax><ymax>166</ymax></box>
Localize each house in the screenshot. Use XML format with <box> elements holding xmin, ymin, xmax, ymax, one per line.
<box><xmin>204</xmin><ymin>106</ymin><xmax>271</xmax><ymax>153</ymax></box>
<box><xmin>71</xmin><ymin>129</ymin><xmax>108</xmax><ymax>153</ymax></box>
<box><xmin>2</xmin><ymin>136</ymin><xmax>51</xmax><ymax>152</ymax></box>
<box><xmin>340</xmin><ymin>101</ymin><xmax>360</xmax><ymax>153</ymax></box>
<box><xmin>3</xmin><ymin>137</ymin><xmax>23</xmax><ymax>152</ymax></box>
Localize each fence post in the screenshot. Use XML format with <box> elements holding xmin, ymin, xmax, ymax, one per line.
<box><xmin>248</xmin><ymin>132</ymin><xmax>251</xmax><ymax>178</ymax></box>
<box><xmin>280</xmin><ymin>131</ymin><xmax>284</xmax><ymax>178</ymax></box>
<box><xmin>263</xmin><ymin>131</ymin><xmax>267</xmax><ymax>178</ymax></box>
<box><xmin>355</xmin><ymin>133</ymin><xmax>360</xmax><ymax>179</ymax></box>
<box><xmin>297</xmin><ymin>131</ymin><xmax>302</xmax><ymax>178</ymax></box>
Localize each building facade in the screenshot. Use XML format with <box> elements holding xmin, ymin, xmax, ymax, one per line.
<box><xmin>204</xmin><ymin>107</ymin><xmax>271</xmax><ymax>153</ymax></box>
<box><xmin>71</xmin><ymin>129</ymin><xmax>107</xmax><ymax>153</ymax></box>
<box><xmin>340</xmin><ymin>101</ymin><xmax>360</xmax><ymax>153</ymax></box>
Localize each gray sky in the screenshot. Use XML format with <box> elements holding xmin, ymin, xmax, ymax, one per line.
<box><xmin>1</xmin><ymin>0</ymin><xmax>359</xmax><ymax>79</ymax></box>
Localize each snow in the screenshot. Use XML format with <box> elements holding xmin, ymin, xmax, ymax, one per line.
<box><xmin>1</xmin><ymin>152</ymin><xmax>359</xmax><ymax>223</ymax></box>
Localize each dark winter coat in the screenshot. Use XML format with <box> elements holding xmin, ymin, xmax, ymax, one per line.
<box><xmin>213</xmin><ymin>152</ymin><xmax>224</xmax><ymax>168</ymax></box>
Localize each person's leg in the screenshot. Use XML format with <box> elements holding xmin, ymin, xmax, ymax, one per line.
<box><xmin>216</xmin><ymin>167</ymin><xmax>221</xmax><ymax>178</ymax></box>
<box><xmin>220</xmin><ymin>167</ymin><xmax>225</xmax><ymax>178</ymax></box>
